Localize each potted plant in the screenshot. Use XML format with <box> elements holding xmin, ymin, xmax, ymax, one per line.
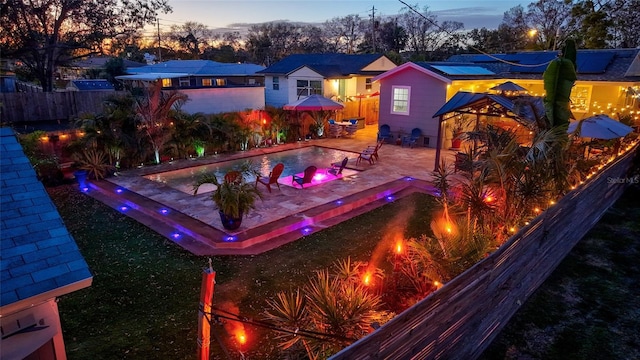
<box><xmin>193</xmin><ymin>162</ymin><xmax>263</xmax><ymax>230</ymax></box>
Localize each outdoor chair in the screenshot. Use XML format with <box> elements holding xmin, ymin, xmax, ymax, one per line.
<box><xmin>344</xmin><ymin>124</ymin><xmax>358</xmax><ymax>137</ymax></box>
<box><xmin>329</xmin><ymin>124</ymin><xmax>343</xmax><ymax>138</ymax></box>
<box><xmin>255</xmin><ymin>163</ymin><xmax>284</xmax><ymax>193</ymax></box>
<box><xmin>327</xmin><ymin>157</ymin><xmax>348</xmax><ymax>176</ymax></box>
<box><xmin>402</xmin><ymin>128</ymin><xmax>422</xmax><ymax>148</ymax></box>
<box><xmin>356</xmin><ymin>151</ymin><xmax>374</xmax><ymax>165</ymax></box>
<box><xmin>363</xmin><ymin>140</ymin><xmax>383</xmax><ymax>162</ymax></box>
<box><xmin>377</xmin><ymin>124</ymin><xmax>393</xmax><ymax>143</ymax></box>
<box><xmin>292</xmin><ymin>166</ymin><xmax>317</xmax><ymax>188</ymax></box>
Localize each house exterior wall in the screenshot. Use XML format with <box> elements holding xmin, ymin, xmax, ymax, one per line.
<box><xmin>362</xmin><ymin>57</ymin><xmax>398</xmax><ymax>72</ymax></box>
<box><xmin>378</xmin><ymin>67</ymin><xmax>448</xmax><ymax>147</ymax></box>
<box><xmin>179</xmin><ymin>87</ymin><xmax>265</xmax><ymax>114</ymax></box>
<box><xmin>285</xmin><ymin>67</ymin><xmax>324</xmax><ymax>104</ymax></box>
<box><xmin>264</xmin><ymin>75</ymin><xmax>290</xmax><ymax>108</ymax></box>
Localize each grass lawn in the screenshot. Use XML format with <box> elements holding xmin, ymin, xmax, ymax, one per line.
<box><xmin>51</xmin><ymin>184</ymin><xmax>439</xmax><ymax>359</ymax></box>
<box><xmin>480</xmin><ymin>183</ymin><xmax>640</xmax><ymax>360</ymax></box>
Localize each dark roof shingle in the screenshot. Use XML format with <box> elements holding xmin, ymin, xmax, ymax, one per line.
<box><xmin>256</xmin><ymin>53</ymin><xmax>386</xmax><ymax>77</ymax></box>
<box><xmin>1</xmin><ymin>127</ymin><xmax>92</xmax><ymax>307</ymax></box>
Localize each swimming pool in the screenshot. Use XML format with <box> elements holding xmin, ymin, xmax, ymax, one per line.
<box><xmin>144</xmin><ymin>146</ymin><xmax>360</xmax><ymax>194</ymax></box>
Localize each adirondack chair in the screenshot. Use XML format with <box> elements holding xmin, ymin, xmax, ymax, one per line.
<box><xmin>255</xmin><ymin>163</ymin><xmax>284</xmax><ymax>193</ymax></box>
<box><xmin>292</xmin><ymin>166</ymin><xmax>317</xmax><ymax>188</ymax></box>
<box><xmin>327</xmin><ymin>157</ymin><xmax>348</xmax><ymax>176</ymax></box>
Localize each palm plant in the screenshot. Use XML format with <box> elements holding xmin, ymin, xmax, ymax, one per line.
<box><xmin>168</xmin><ymin>111</ymin><xmax>210</xmax><ymax>158</ymax></box>
<box><xmin>73</xmin><ymin>149</ymin><xmax>115</xmax><ymax>180</ymax></box>
<box><xmin>134</xmin><ymin>82</ymin><xmax>188</xmax><ymax>164</ymax></box>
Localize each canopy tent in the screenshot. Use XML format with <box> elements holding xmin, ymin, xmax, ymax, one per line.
<box><xmin>568</xmin><ymin>114</ymin><xmax>633</xmax><ymax>139</ymax></box>
<box><xmin>283</xmin><ymin>94</ymin><xmax>344</xmax><ymax>111</ymax></box>
<box><xmin>283</xmin><ymin>95</ymin><xmax>344</xmax><ymax>139</ymax></box>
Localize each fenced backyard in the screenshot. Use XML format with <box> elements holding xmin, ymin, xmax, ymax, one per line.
<box><xmin>1</xmin><ymin>91</ymin><xmax>128</xmax><ymax>123</ymax></box>
<box><xmin>331</xmin><ymin>145</ymin><xmax>638</xmax><ymax>359</ymax></box>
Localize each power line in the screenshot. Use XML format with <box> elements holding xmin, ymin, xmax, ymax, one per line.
<box><xmin>396</xmin><ymin>0</ymin><xmax>555</xmax><ymax>68</ymax></box>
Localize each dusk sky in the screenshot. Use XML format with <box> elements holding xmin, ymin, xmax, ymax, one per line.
<box><xmin>157</xmin><ymin>0</ymin><xmax>531</xmax><ymax>34</ymax></box>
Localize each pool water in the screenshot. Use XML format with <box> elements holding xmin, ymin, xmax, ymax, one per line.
<box><xmin>145</xmin><ymin>146</ymin><xmax>360</xmax><ymax>194</ymax></box>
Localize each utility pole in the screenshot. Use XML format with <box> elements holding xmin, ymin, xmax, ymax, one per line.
<box><xmin>157</xmin><ymin>19</ymin><xmax>162</xmax><ymax>62</ymax></box>
<box><xmin>371</xmin><ymin>6</ymin><xmax>376</xmax><ymax>53</ymax></box>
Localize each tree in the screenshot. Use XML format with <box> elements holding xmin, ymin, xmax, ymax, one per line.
<box><xmin>322</xmin><ymin>15</ymin><xmax>367</xmax><ymax>54</ymax></box>
<box><xmin>526</xmin><ymin>0</ymin><xmax>574</xmax><ymax>50</ymax></box>
<box><xmin>0</xmin><ymin>0</ymin><xmax>172</xmax><ymax>92</ymax></box>
<box><xmin>399</xmin><ymin>4</ymin><xmax>463</xmax><ymax>60</ymax></box>
<box><xmin>608</xmin><ymin>0</ymin><xmax>640</xmax><ymax>48</ymax></box>
<box><xmin>166</xmin><ymin>21</ymin><xmax>212</xmax><ymax>58</ymax></box>
<box><xmin>134</xmin><ymin>82</ymin><xmax>187</xmax><ymax>164</ymax></box>
<box><xmin>570</xmin><ymin>0</ymin><xmax>613</xmax><ymax>48</ymax></box>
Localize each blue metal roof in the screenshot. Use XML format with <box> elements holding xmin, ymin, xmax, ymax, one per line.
<box><xmin>130</xmin><ymin>60</ymin><xmax>265</xmax><ymax>76</ymax></box>
<box><xmin>1</xmin><ymin>128</ymin><xmax>92</xmax><ymax>307</ymax></box>
<box><xmin>256</xmin><ymin>53</ymin><xmax>386</xmax><ymax>77</ymax></box>
<box><xmin>431</xmin><ymin>65</ymin><xmax>495</xmax><ymax>75</ymax></box>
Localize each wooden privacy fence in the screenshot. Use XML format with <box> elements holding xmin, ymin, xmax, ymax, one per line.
<box><xmin>331</xmin><ymin>146</ymin><xmax>638</xmax><ymax>360</ymax></box>
<box><xmin>0</xmin><ymin>91</ymin><xmax>128</xmax><ymax>123</ymax></box>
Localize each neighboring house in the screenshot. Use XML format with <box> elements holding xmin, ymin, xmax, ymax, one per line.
<box><xmin>68</xmin><ymin>79</ymin><xmax>115</xmax><ymax>91</ymax></box>
<box><xmin>57</xmin><ymin>55</ymin><xmax>146</xmax><ymax>81</ymax></box>
<box><xmin>116</xmin><ymin>60</ymin><xmax>266</xmax><ymax>114</ymax></box>
<box><xmin>256</xmin><ymin>53</ymin><xmax>397</xmax><ymax>108</ymax></box>
<box><xmin>0</xmin><ymin>127</ymin><xmax>93</xmax><ymax>360</ymax></box>
<box><xmin>373</xmin><ymin>48</ymin><xmax>640</xmax><ymax>148</ymax></box>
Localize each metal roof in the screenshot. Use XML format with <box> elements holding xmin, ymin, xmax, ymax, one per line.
<box><xmin>127</xmin><ymin>60</ymin><xmax>265</xmax><ymax>76</ymax></box>
<box><xmin>71</xmin><ymin>79</ymin><xmax>115</xmax><ymax>91</ymax></box>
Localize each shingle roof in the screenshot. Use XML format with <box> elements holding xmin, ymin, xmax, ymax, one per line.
<box><xmin>446</xmin><ymin>48</ymin><xmax>640</xmax><ymax>82</ymax></box>
<box><xmin>1</xmin><ymin>127</ymin><xmax>92</xmax><ymax>307</ymax></box>
<box><xmin>129</xmin><ymin>60</ymin><xmax>265</xmax><ymax>76</ymax></box>
<box><xmin>256</xmin><ymin>53</ymin><xmax>386</xmax><ymax>77</ymax></box>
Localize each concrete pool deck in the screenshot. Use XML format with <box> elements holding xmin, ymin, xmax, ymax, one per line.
<box><xmin>85</xmin><ymin>125</ymin><xmax>458</xmax><ymax>255</ymax></box>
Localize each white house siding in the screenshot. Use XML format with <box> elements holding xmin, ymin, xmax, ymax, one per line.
<box><xmin>285</xmin><ymin>67</ymin><xmax>324</xmax><ymax>104</ymax></box>
<box><xmin>264</xmin><ymin>76</ymin><xmax>290</xmax><ymax>107</ymax></box>
<box><xmin>179</xmin><ymin>87</ymin><xmax>265</xmax><ymax>114</ymax></box>
<box><xmin>378</xmin><ymin>67</ymin><xmax>447</xmax><ymax>148</ymax></box>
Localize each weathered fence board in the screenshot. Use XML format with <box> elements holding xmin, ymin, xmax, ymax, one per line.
<box><xmin>331</xmin><ymin>146</ymin><xmax>637</xmax><ymax>360</ymax></box>
<box><xmin>0</xmin><ymin>91</ymin><xmax>128</xmax><ymax>123</ymax></box>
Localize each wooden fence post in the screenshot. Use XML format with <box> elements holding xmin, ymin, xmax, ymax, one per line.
<box><xmin>197</xmin><ymin>267</ymin><xmax>216</xmax><ymax>360</ymax></box>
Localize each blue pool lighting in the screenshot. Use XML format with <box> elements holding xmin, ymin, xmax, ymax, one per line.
<box><xmin>81</xmin><ymin>187</ymin><xmax>89</xmax><ymax>193</ymax></box>
<box><xmin>171</xmin><ymin>232</ymin><xmax>182</xmax><ymax>240</ymax></box>
<box><xmin>224</xmin><ymin>235</ymin><xmax>237</xmax><ymax>242</ymax></box>
<box><xmin>302</xmin><ymin>227</ymin><xmax>313</xmax><ymax>235</ymax></box>
<box><xmin>159</xmin><ymin>208</ymin><xmax>170</xmax><ymax>215</ymax></box>
<box><xmin>386</xmin><ymin>195</ymin><xmax>395</xmax><ymax>201</ymax></box>
<box><xmin>115</xmin><ymin>188</ymin><xmax>124</xmax><ymax>194</ymax></box>
<box><xmin>119</xmin><ymin>206</ymin><xmax>129</xmax><ymax>212</ymax></box>
<box><xmin>335</xmin><ymin>200</ymin><xmax>344</xmax><ymax>205</ymax></box>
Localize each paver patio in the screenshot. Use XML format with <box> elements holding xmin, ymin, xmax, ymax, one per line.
<box><xmin>85</xmin><ymin>125</ymin><xmax>457</xmax><ymax>255</ymax></box>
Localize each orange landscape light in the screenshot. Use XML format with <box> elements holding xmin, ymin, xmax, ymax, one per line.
<box><xmin>363</xmin><ymin>273</ymin><xmax>371</xmax><ymax>286</ymax></box>
<box><xmin>237</xmin><ymin>329</ymin><xmax>247</xmax><ymax>345</ymax></box>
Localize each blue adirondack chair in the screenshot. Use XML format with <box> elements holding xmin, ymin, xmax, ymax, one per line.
<box><xmin>402</xmin><ymin>128</ymin><xmax>422</xmax><ymax>148</ymax></box>
<box><xmin>377</xmin><ymin>124</ymin><xmax>393</xmax><ymax>143</ymax></box>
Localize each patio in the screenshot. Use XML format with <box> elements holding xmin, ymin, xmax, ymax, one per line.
<box><xmin>85</xmin><ymin>125</ymin><xmax>458</xmax><ymax>255</ymax></box>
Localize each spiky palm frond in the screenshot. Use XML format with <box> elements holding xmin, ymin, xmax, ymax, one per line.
<box><xmin>263</xmin><ymin>289</ymin><xmax>311</xmax><ymax>350</ymax></box>
<box><xmin>74</xmin><ymin>149</ymin><xmax>115</xmax><ymax>180</ymax></box>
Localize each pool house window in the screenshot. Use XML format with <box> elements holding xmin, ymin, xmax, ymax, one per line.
<box><xmin>179</xmin><ymin>77</ymin><xmax>190</xmax><ymax>87</ymax></box>
<box><xmin>161</xmin><ymin>78</ymin><xmax>172</xmax><ymax>87</ymax></box>
<box><xmin>296</xmin><ymin>80</ymin><xmax>322</xmax><ymax>97</ymax></box>
<box><xmin>272</xmin><ymin>76</ymin><xmax>279</xmax><ymax>90</ymax></box>
<box><xmin>215</xmin><ymin>78</ymin><xmax>227</xmax><ymax>86</ymax></box>
<box><xmin>202</xmin><ymin>78</ymin><xmax>212</xmax><ymax>87</ymax></box>
<box><xmin>391</xmin><ymin>86</ymin><xmax>410</xmax><ymax>114</ymax></box>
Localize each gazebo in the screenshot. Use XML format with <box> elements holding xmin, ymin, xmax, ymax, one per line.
<box><xmin>431</xmin><ymin>91</ymin><xmax>543</xmax><ymax>171</ymax></box>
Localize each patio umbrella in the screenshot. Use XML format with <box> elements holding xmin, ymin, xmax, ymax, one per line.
<box><xmin>490</xmin><ymin>81</ymin><xmax>528</xmax><ymax>92</ymax></box>
<box><xmin>283</xmin><ymin>94</ymin><xmax>345</xmax><ymax>111</ymax></box>
<box><xmin>567</xmin><ymin>114</ymin><xmax>633</xmax><ymax>139</ymax></box>
<box><xmin>352</xmin><ymin>91</ymin><xmax>380</xmax><ymax>116</ymax></box>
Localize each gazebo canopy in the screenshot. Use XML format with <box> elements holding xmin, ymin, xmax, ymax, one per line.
<box><xmin>432</xmin><ymin>91</ymin><xmax>540</xmax><ymax>127</ymax></box>
<box><xmin>489</xmin><ymin>81</ymin><xmax>528</xmax><ymax>92</ymax></box>
<box><xmin>283</xmin><ymin>94</ymin><xmax>344</xmax><ymax>111</ymax></box>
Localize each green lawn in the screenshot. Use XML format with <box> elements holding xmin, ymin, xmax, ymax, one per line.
<box><xmin>480</xmin><ymin>183</ymin><xmax>640</xmax><ymax>360</ymax></box>
<box><xmin>51</xmin><ymin>185</ymin><xmax>438</xmax><ymax>359</ymax></box>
